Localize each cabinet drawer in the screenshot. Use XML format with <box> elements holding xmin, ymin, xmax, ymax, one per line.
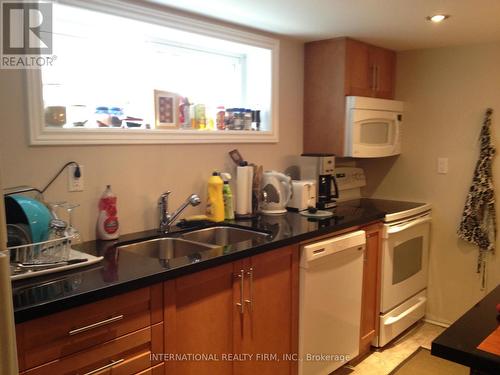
<box><xmin>22</xmin><ymin>322</ymin><xmax>163</xmax><ymax>375</ymax></box>
<box><xmin>135</xmin><ymin>362</ymin><xmax>164</xmax><ymax>375</ymax></box>
<box><xmin>17</xmin><ymin>285</ymin><xmax>163</xmax><ymax>370</ymax></box>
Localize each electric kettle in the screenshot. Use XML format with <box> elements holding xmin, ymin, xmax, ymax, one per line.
<box><xmin>260</xmin><ymin>171</ymin><xmax>292</xmax><ymax>215</ymax></box>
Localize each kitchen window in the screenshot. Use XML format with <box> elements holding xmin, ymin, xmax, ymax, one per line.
<box><xmin>27</xmin><ymin>0</ymin><xmax>279</xmax><ymax>145</ymax></box>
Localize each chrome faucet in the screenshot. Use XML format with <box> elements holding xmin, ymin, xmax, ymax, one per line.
<box><xmin>159</xmin><ymin>191</ymin><xmax>201</xmax><ymax>233</ymax></box>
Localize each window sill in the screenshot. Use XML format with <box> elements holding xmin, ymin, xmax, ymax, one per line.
<box><xmin>29</xmin><ymin>126</ymin><xmax>279</xmax><ymax>145</ymax></box>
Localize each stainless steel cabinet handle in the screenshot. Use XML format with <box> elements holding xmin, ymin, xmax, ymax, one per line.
<box><xmin>83</xmin><ymin>359</ymin><xmax>124</xmax><ymax>375</ymax></box>
<box><xmin>235</xmin><ymin>269</ymin><xmax>245</xmax><ymax>314</ymax></box>
<box><xmin>245</xmin><ymin>267</ymin><xmax>254</xmax><ymax>312</ymax></box>
<box><xmin>68</xmin><ymin>315</ymin><xmax>124</xmax><ymax>336</ymax></box>
<box><xmin>375</xmin><ymin>65</ymin><xmax>380</xmax><ymax>91</ymax></box>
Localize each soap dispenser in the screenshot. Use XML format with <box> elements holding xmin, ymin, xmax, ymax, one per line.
<box><xmin>220</xmin><ymin>173</ymin><xmax>235</xmax><ymax>220</ymax></box>
<box><xmin>206</xmin><ymin>172</ymin><xmax>225</xmax><ymax>222</ymax></box>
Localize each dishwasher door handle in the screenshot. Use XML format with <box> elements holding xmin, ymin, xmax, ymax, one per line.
<box><xmin>301</xmin><ymin>230</ymin><xmax>366</xmax><ymax>267</ymax></box>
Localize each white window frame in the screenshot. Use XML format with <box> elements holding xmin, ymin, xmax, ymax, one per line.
<box><xmin>27</xmin><ymin>0</ymin><xmax>279</xmax><ymax>145</ymax></box>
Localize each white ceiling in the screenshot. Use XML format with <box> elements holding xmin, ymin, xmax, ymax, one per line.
<box><xmin>144</xmin><ymin>0</ymin><xmax>500</xmax><ymax>50</ymax></box>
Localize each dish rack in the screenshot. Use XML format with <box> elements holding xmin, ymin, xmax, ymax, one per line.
<box><xmin>8</xmin><ymin>234</ymin><xmax>74</xmax><ymax>264</ymax></box>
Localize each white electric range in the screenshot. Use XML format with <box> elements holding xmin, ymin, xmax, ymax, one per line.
<box><xmin>335</xmin><ymin>167</ymin><xmax>432</xmax><ymax>347</ymax></box>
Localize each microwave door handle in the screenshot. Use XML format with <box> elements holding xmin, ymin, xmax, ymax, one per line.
<box><xmin>388</xmin><ymin>215</ymin><xmax>432</xmax><ymax>234</ymax></box>
<box><xmin>394</xmin><ymin>115</ymin><xmax>401</xmax><ymax>146</ymax></box>
<box><xmin>370</xmin><ymin>65</ymin><xmax>376</xmax><ymax>90</ymax></box>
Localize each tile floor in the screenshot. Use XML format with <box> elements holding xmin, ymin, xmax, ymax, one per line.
<box><xmin>347</xmin><ymin>322</ymin><xmax>446</xmax><ymax>375</ymax></box>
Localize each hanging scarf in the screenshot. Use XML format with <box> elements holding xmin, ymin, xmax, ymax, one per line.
<box><xmin>457</xmin><ymin>108</ymin><xmax>496</xmax><ymax>289</ymax></box>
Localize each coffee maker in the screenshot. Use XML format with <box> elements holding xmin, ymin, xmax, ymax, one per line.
<box><xmin>300</xmin><ymin>154</ymin><xmax>339</xmax><ymax>209</ymax></box>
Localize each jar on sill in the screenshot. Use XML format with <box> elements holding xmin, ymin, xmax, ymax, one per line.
<box><xmin>225</xmin><ymin>108</ymin><xmax>234</xmax><ymax>130</ymax></box>
<box><xmin>194</xmin><ymin>104</ymin><xmax>206</xmax><ymax>129</ymax></box>
<box><xmin>109</xmin><ymin>107</ymin><xmax>123</xmax><ymax>127</ymax></box>
<box><xmin>216</xmin><ymin>106</ymin><xmax>225</xmax><ymax>130</ymax></box>
<box><xmin>233</xmin><ymin>109</ymin><xmax>243</xmax><ymax>130</ymax></box>
<box><xmin>243</xmin><ymin>109</ymin><xmax>252</xmax><ymax>130</ymax></box>
<box><xmin>95</xmin><ymin>107</ymin><xmax>111</xmax><ymax>127</ymax></box>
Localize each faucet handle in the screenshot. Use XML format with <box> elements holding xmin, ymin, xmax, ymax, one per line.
<box><xmin>159</xmin><ymin>191</ymin><xmax>171</xmax><ymax>203</ymax></box>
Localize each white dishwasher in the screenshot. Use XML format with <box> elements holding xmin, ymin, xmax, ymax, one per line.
<box><xmin>299</xmin><ymin>230</ymin><xmax>366</xmax><ymax>375</ymax></box>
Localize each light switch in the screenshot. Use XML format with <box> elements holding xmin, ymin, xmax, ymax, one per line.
<box><xmin>437</xmin><ymin>158</ymin><xmax>448</xmax><ymax>174</ymax></box>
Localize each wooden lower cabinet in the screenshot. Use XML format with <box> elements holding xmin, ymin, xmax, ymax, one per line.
<box><xmin>164</xmin><ymin>245</ymin><xmax>299</xmax><ymax>375</ymax></box>
<box><xmin>164</xmin><ymin>262</ymin><xmax>235</xmax><ymax>375</ymax></box>
<box><xmin>21</xmin><ymin>323</ymin><xmax>163</xmax><ymax>375</ymax></box>
<box><xmin>16</xmin><ymin>244</ymin><xmax>301</xmax><ymax>375</ymax></box>
<box><xmin>16</xmin><ymin>285</ymin><xmax>164</xmax><ymax>375</ymax></box>
<box><xmin>359</xmin><ymin>223</ymin><xmax>383</xmax><ymax>355</ymax></box>
<box><xmin>234</xmin><ymin>246</ymin><xmax>299</xmax><ymax>375</ymax></box>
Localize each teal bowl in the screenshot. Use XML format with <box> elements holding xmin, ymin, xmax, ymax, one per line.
<box><xmin>5</xmin><ymin>195</ymin><xmax>52</xmax><ymax>243</ymax></box>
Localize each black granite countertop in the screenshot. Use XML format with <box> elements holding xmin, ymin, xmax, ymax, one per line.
<box><xmin>431</xmin><ymin>284</ymin><xmax>500</xmax><ymax>373</ymax></box>
<box><xmin>12</xmin><ymin>200</ymin><xmax>387</xmax><ymax>323</ymax></box>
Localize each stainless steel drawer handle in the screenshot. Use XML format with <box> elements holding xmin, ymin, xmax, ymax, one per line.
<box><xmin>82</xmin><ymin>358</ymin><xmax>124</xmax><ymax>375</ymax></box>
<box><xmin>235</xmin><ymin>269</ymin><xmax>245</xmax><ymax>314</ymax></box>
<box><xmin>69</xmin><ymin>315</ymin><xmax>124</xmax><ymax>336</ymax></box>
<box><xmin>245</xmin><ymin>267</ymin><xmax>254</xmax><ymax>312</ymax></box>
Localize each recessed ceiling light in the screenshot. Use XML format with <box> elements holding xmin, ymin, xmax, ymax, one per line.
<box><xmin>426</xmin><ymin>14</ymin><xmax>450</xmax><ymax>23</ymax></box>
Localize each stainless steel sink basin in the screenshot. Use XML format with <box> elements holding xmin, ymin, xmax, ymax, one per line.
<box><xmin>179</xmin><ymin>226</ymin><xmax>270</xmax><ymax>246</ymax></box>
<box><xmin>117</xmin><ymin>237</ymin><xmax>215</xmax><ymax>260</ymax></box>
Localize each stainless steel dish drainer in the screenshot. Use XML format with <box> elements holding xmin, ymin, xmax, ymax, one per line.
<box><xmin>8</xmin><ymin>234</ymin><xmax>74</xmax><ymax>265</ymax></box>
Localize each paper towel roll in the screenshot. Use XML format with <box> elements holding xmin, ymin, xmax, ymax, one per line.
<box><xmin>247</xmin><ymin>167</ymin><xmax>254</xmax><ymax>214</ymax></box>
<box><xmin>236</xmin><ymin>166</ymin><xmax>253</xmax><ymax>216</ymax></box>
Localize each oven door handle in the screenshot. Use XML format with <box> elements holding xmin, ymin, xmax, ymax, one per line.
<box><xmin>387</xmin><ymin>215</ymin><xmax>432</xmax><ymax>234</ymax></box>
<box><xmin>384</xmin><ymin>297</ymin><xmax>427</xmax><ymax>326</ymax></box>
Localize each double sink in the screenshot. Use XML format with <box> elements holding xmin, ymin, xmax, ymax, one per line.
<box><xmin>116</xmin><ymin>226</ymin><xmax>272</xmax><ymax>267</ymax></box>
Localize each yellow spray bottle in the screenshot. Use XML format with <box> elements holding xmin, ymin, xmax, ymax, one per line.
<box><xmin>206</xmin><ymin>172</ymin><xmax>225</xmax><ymax>222</ymax></box>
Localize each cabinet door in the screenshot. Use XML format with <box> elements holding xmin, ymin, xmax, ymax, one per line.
<box><xmin>369</xmin><ymin>46</ymin><xmax>396</xmax><ymax>99</ymax></box>
<box><xmin>164</xmin><ymin>263</ymin><xmax>236</xmax><ymax>375</ymax></box>
<box><xmin>345</xmin><ymin>39</ymin><xmax>374</xmax><ymax>97</ymax></box>
<box><xmin>359</xmin><ymin>224</ymin><xmax>383</xmax><ymax>355</ymax></box>
<box><xmin>235</xmin><ymin>245</ymin><xmax>299</xmax><ymax>375</ymax></box>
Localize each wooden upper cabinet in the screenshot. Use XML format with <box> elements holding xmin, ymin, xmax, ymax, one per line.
<box><xmin>345</xmin><ymin>39</ymin><xmax>396</xmax><ymax>99</ymax></box>
<box><xmin>303</xmin><ymin>37</ymin><xmax>396</xmax><ymax>155</ymax></box>
<box><xmin>345</xmin><ymin>39</ymin><xmax>373</xmax><ymax>97</ymax></box>
<box><xmin>368</xmin><ymin>45</ymin><xmax>396</xmax><ymax>99</ymax></box>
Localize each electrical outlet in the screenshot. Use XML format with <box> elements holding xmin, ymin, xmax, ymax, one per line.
<box><xmin>437</xmin><ymin>158</ymin><xmax>448</xmax><ymax>174</ymax></box>
<box><xmin>68</xmin><ymin>165</ymin><xmax>84</xmax><ymax>192</ymax></box>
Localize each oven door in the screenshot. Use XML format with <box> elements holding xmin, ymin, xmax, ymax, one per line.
<box><xmin>349</xmin><ymin>109</ymin><xmax>401</xmax><ymax>158</ymax></box>
<box><xmin>380</xmin><ymin>213</ymin><xmax>431</xmax><ymax>313</ymax></box>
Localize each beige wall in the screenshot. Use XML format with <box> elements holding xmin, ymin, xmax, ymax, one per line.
<box><xmin>360</xmin><ymin>42</ymin><xmax>500</xmax><ymax>324</ymax></box>
<box><xmin>0</xmin><ymin>10</ymin><xmax>304</xmax><ymax>241</ymax></box>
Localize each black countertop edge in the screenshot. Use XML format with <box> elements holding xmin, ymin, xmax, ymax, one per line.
<box><xmin>431</xmin><ymin>343</ymin><xmax>499</xmax><ymax>373</ymax></box>
<box><xmin>431</xmin><ymin>284</ymin><xmax>500</xmax><ymax>373</ymax></box>
<box><xmin>13</xmin><ymin>206</ymin><xmax>385</xmax><ymax>323</ymax></box>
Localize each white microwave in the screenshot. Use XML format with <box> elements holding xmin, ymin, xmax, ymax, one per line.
<box><xmin>344</xmin><ymin>96</ymin><xmax>404</xmax><ymax>158</ymax></box>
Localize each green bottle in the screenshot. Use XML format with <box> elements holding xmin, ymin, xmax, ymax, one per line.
<box><xmin>221</xmin><ymin>173</ymin><xmax>235</xmax><ymax>220</ymax></box>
